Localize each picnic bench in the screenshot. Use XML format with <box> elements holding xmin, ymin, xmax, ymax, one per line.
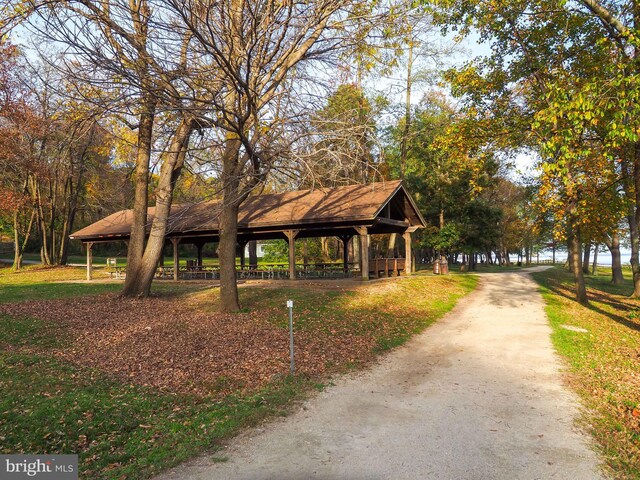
<box><xmin>237</xmin><ymin>266</ymin><xmax>285</xmax><ymax>280</ymax></box>
<box><xmin>369</xmin><ymin>258</ymin><xmax>405</xmax><ymax>278</ymax></box>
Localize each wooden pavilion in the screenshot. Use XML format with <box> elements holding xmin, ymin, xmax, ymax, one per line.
<box><xmin>70</xmin><ymin>180</ymin><xmax>426</xmax><ymax>281</ymax></box>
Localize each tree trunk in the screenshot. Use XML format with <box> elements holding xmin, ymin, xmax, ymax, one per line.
<box><xmin>633</xmin><ymin>144</ymin><xmax>640</xmax><ymax>295</ymax></box>
<box><xmin>301</xmin><ymin>238</ymin><xmax>308</xmax><ymax>266</ymax></box>
<box><xmin>249</xmin><ymin>240</ymin><xmax>258</xmax><ymax>269</ymax></box>
<box><xmin>568</xmin><ymin>230</ymin><xmax>588</xmax><ymax>304</ymax></box>
<box><xmin>12</xmin><ymin>250</ymin><xmax>23</xmax><ymax>271</ymax></box>
<box><xmin>59</xmin><ymin>133</ymin><xmax>91</xmax><ymax>265</ymax></box>
<box><xmin>124</xmin><ymin>119</ymin><xmax>191</xmax><ymax>297</ymax></box>
<box><xmin>58</xmin><ymin>204</ymin><xmax>77</xmax><ymax>266</ymax></box>
<box><xmin>321</xmin><ymin>237</ymin><xmax>330</xmax><ymax>261</ymax></box>
<box><xmin>591</xmin><ymin>244</ymin><xmax>598</xmax><ymax>275</ymax></box>
<box><xmin>12</xmin><ymin>210</ymin><xmax>34</xmax><ymax>271</ymax></box>
<box><xmin>582</xmin><ymin>241</ymin><xmax>591</xmax><ymax>274</ymax></box>
<box><xmin>218</xmin><ymin>135</ymin><xmax>244</xmax><ymax>313</ymax></box>
<box><xmin>12</xmin><ymin>213</ymin><xmax>22</xmax><ymax>270</ymax></box>
<box><xmin>626</xmin><ymin>206</ymin><xmax>640</xmax><ymax>295</ymax></box>
<box><xmin>219</xmin><ymin>202</ymin><xmax>241</xmax><ymax>312</ymax></box>
<box><xmin>58</xmin><ymin>174</ymin><xmax>80</xmax><ymax>266</ymax></box>
<box><xmin>608</xmin><ymin>232</ymin><xmax>625</xmax><ymax>285</ymax></box>
<box><xmin>12</xmin><ymin>180</ymin><xmax>36</xmax><ymax>271</ymax></box>
<box><xmin>629</xmin><ymin>0</ymin><xmax>640</xmax><ymax>296</ymax></box>
<box><xmin>567</xmin><ymin>238</ymin><xmax>575</xmax><ymax>272</ymax></box>
<box><xmin>387</xmin><ymin>233</ymin><xmax>397</xmax><ymax>258</ymax></box>
<box><xmin>48</xmin><ymin>174</ymin><xmax>58</xmax><ymax>264</ymax></box>
<box><xmin>58</xmin><ymin>177</ymin><xmax>73</xmax><ymax>265</ymax></box>
<box><xmin>33</xmin><ymin>179</ymin><xmax>52</xmax><ymax>266</ymax></box>
<box><xmin>122</xmin><ymin>98</ymin><xmax>156</xmax><ymax>296</ymax></box>
<box><xmin>619</xmin><ymin>145</ymin><xmax>640</xmax><ymax>296</ymax></box>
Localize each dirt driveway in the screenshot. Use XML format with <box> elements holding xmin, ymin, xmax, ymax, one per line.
<box><xmin>157</xmin><ymin>268</ymin><xmax>605</xmax><ymax>480</ymax></box>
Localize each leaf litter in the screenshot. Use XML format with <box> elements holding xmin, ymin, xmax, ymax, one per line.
<box><xmin>0</xmin><ymin>291</ymin><xmax>375</xmax><ymax>397</ymax></box>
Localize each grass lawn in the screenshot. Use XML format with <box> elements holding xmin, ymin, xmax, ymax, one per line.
<box><xmin>0</xmin><ymin>265</ymin><xmax>122</xmax><ymax>303</ymax></box>
<box><xmin>531</xmin><ymin>267</ymin><xmax>640</xmax><ymax>479</ymax></box>
<box><xmin>0</xmin><ymin>265</ymin><xmax>477</xmax><ymax>479</ymax></box>
<box><xmin>8</xmin><ymin>253</ymin><xmax>291</xmax><ymax>268</ymax></box>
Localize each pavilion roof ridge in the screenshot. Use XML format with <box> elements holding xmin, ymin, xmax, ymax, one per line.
<box><xmin>140</xmin><ymin>179</ymin><xmax>403</xmax><ymax>213</ymax></box>
<box><xmin>70</xmin><ymin>179</ymin><xmax>421</xmax><ymax>242</ymax></box>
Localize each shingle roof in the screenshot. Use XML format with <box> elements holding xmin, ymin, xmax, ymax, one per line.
<box><xmin>70</xmin><ymin>180</ymin><xmax>425</xmax><ymax>241</ymax></box>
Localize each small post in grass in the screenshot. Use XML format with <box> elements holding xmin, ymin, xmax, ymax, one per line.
<box><xmin>287</xmin><ymin>299</ymin><xmax>295</xmax><ymax>375</ymax></box>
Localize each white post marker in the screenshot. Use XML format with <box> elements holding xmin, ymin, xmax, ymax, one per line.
<box><xmin>287</xmin><ymin>299</ymin><xmax>295</xmax><ymax>375</ymax></box>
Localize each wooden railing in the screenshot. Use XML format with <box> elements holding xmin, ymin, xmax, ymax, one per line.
<box><xmin>535</xmin><ymin>259</ymin><xmax>557</xmax><ymax>265</ymax></box>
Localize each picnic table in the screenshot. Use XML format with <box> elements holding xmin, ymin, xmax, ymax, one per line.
<box><xmin>105</xmin><ymin>258</ymin><xmax>126</xmax><ymax>279</ymax></box>
<box><xmin>150</xmin><ymin>261</ymin><xmax>360</xmax><ymax>280</ymax></box>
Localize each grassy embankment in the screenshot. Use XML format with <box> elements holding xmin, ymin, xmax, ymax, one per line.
<box><xmin>0</xmin><ymin>265</ymin><xmax>477</xmax><ymax>479</ymax></box>
<box><xmin>531</xmin><ymin>267</ymin><xmax>640</xmax><ymax>479</ymax></box>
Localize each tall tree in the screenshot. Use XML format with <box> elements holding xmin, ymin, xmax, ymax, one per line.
<box><xmin>385</xmin><ymin>3</ymin><xmax>453</xmax><ymax>256</ymax></box>
<box><xmin>174</xmin><ymin>0</ymin><xmax>372</xmax><ymax>312</ymax></box>
<box><xmin>307</xmin><ymin>83</ymin><xmax>379</xmax><ymax>187</ymax></box>
<box><xmin>429</xmin><ymin>0</ymin><xmax>635</xmax><ymax>302</ymax></box>
<box><xmin>24</xmin><ymin>0</ymin><xmax>213</xmax><ymax>296</ymax></box>
<box><xmin>0</xmin><ymin>43</ymin><xmax>45</xmax><ymax>270</ymax></box>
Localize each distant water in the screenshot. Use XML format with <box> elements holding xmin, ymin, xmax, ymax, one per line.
<box><xmin>530</xmin><ymin>248</ymin><xmax>633</xmax><ymax>267</ymax></box>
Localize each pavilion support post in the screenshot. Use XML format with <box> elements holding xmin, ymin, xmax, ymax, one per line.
<box><xmin>195</xmin><ymin>241</ymin><xmax>205</xmax><ymax>267</ymax></box>
<box><xmin>86</xmin><ymin>242</ymin><xmax>94</xmax><ymax>281</ymax></box>
<box><xmin>238</xmin><ymin>241</ymin><xmax>247</xmax><ymax>270</ymax></box>
<box><xmin>159</xmin><ymin>242</ymin><xmax>165</xmax><ymax>267</ymax></box>
<box><xmin>403</xmin><ymin>231</ymin><xmax>413</xmax><ymax>276</ymax></box>
<box><xmin>355</xmin><ymin>227</ymin><xmax>369</xmax><ymax>281</ymax></box>
<box><xmin>403</xmin><ymin>226</ymin><xmax>419</xmax><ymax>274</ymax></box>
<box><xmin>338</xmin><ymin>235</ymin><xmax>353</xmax><ymax>274</ymax></box>
<box><xmin>171</xmin><ymin>237</ymin><xmax>181</xmax><ymax>281</ymax></box>
<box><xmin>284</xmin><ymin>230</ymin><xmax>299</xmax><ymax>280</ymax></box>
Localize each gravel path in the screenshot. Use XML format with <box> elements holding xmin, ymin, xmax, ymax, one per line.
<box><xmin>157</xmin><ymin>268</ymin><xmax>605</xmax><ymax>480</ymax></box>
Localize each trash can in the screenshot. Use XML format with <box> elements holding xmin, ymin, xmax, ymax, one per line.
<box><xmin>433</xmin><ymin>260</ymin><xmax>440</xmax><ymax>274</ymax></box>
<box><xmin>440</xmin><ymin>258</ymin><xmax>449</xmax><ymax>274</ymax></box>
